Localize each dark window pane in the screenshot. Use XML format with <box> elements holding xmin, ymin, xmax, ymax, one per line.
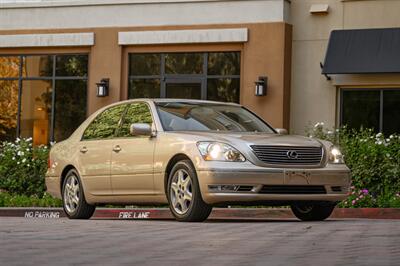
<box><xmin>129</xmin><ymin>54</ymin><xmax>161</xmax><ymax>76</ymax></box>
<box><xmin>128</xmin><ymin>79</ymin><xmax>160</xmax><ymax>99</ymax></box>
<box><xmin>53</xmin><ymin>80</ymin><xmax>87</xmax><ymax>142</ymax></box>
<box><xmin>208</xmin><ymin>52</ymin><xmax>240</xmax><ymax>76</ymax></box>
<box><xmin>0</xmin><ymin>80</ymin><xmax>18</xmax><ymax>141</ymax></box>
<box><xmin>82</xmin><ymin>104</ymin><xmax>126</xmax><ymax>140</ymax></box>
<box><xmin>20</xmin><ymin>80</ymin><xmax>52</xmax><ymax>146</ymax></box>
<box><xmin>22</xmin><ymin>55</ymin><xmax>53</xmax><ymax>77</ymax></box>
<box><xmin>166</xmin><ymin>83</ymin><xmax>201</xmax><ymax>99</ymax></box>
<box><xmin>207</xmin><ymin>78</ymin><xmax>240</xmax><ymax>103</ymax></box>
<box><xmin>0</xmin><ymin>56</ymin><xmax>20</xmax><ymax>78</ymax></box>
<box><xmin>383</xmin><ymin>90</ymin><xmax>400</xmax><ymax>135</ymax></box>
<box><xmin>117</xmin><ymin>102</ymin><xmax>153</xmax><ymax>138</ymax></box>
<box><xmin>342</xmin><ymin>90</ymin><xmax>380</xmax><ymax>132</ymax></box>
<box><xmin>165</xmin><ymin>53</ymin><xmax>203</xmax><ymax>74</ymax></box>
<box><xmin>56</xmin><ymin>55</ymin><xmax>88</xmax><ymax>77</ymax></box>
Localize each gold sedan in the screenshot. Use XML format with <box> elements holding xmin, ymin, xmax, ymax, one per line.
<box><xmin>46</xmin><ymin>99</ymin><xmax>350</xmax><ymax>222</ymax></box>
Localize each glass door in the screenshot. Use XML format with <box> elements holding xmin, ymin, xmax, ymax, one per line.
<box><xmin>164</xmin><ymin>78</ymin><xmax>205</xmax><ymax>100</ymax></box>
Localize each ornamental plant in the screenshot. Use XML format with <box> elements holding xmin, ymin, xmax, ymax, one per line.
<box><xmin>307</xmin><ymin>123</ymin><xmax>400</xmax><ymax>207</ymax></box>
<box><xmin>0</xmin><ymin>138</ymin><xmax>49</xmax><ymax>196</ymax></box>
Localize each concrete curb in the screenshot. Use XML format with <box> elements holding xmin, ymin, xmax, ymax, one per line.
<box><xmin>1</xmin><ymin>207</ymin><xmax>400</xmax><ymax>220</ymax></box>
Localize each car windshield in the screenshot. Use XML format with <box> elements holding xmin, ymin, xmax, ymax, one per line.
<box><xmin>156</xmin><ymin>102</ymin><xmax>275</xmax><ymax>133</ymax></box>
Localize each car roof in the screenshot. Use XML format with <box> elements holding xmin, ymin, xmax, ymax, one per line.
<box><xmin>119</xmin><ymin>98</ymin><xmax>241</xmax><ymax>106</ymax></box>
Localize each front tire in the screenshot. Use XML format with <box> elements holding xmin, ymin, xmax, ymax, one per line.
<box><xmin>167</xmin><ymin>160</ymin><xmax>212</xmax><ymax>222</ymax></box>
<box><xmin>62</xmin><ymin>169</ymin><xmax>95</xmax><ymax>219</ymax></box>
<box><xmin>291</xmin><ymin>202</ymin><xmax>336</xmax><ymax>221</ymax></box>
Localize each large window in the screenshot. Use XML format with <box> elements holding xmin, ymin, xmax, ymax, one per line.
<box><xmin>341</xmin><ymin>89</ymin><xmax>400</xmax><ymax>135</ymax></box>
<box><xmin>0</xmin><ymin>54</ymin><xmax>88</xmax><ymax>144</ymax></box>
<box><xmin>128</xmin><ymin>52</ymin><xmax>240</xmax><ymax>103</ymax></box>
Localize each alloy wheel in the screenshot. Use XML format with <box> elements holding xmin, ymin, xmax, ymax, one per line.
<box><xmin>170</xmin><ymin>169</ymin><xmax>193</xmax><ymax>215</ymax></box>
<box><xmin>63</xmin><ymin>174</ymin><xmax>80</xmax><ymax>214</ymax></box>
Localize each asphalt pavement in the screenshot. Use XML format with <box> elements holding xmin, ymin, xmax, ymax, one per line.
<box><xmin>1</xmin><ymin>217</ymin><xmax>399</xmax><ymax>266</ymax></box>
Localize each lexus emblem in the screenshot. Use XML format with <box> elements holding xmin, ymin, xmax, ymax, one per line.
<box><xmin>286</xmin><ymin>150</ymin><xmax>298</xmax><ymax>159</ymax></box>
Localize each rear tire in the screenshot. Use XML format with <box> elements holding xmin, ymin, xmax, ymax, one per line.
<box><xmin>62</xmin><ymin>169</ymin><xmax>95</xmax><ymax>219</ymax></box>
<box><xmin>291</xmin><ymin>202</ymin><xmax>336</xmax><ymax>221</ymax></box>
<box><xmin>167</xmin><ymin>160</ymin><xmax>212</xmax><ymax>222</ymax></box>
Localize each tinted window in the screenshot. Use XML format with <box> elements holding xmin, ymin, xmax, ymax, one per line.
<box><xmin>56</xmin><ymin>55</ymin><xmax>88</xmax><ymax>77</ymax></box>
<box><xmin>165</xmin><ymin>53</ymin><xmax>203</xmax><ymax>74</ymax></box>
<box><xmin>342</xmin><ymin>90</ymin><xmax>380</xmax><ymax>131</ymax></box>
<box><xmin>129</xmin><ymin>54</ymin><xmax>161</xmax><ymax>76</ymax></box>
<box><xmin>0</xmin><ymin>80</ymin><xmax>18</xmax><ymax>141</ymax></box>
<box><xmin>383</xmin><ymin>90</ymin><xmax>400</xmax><ymax>135</ymax></box>
<box><xmin>117</xmin><ymin>102</ymin><xmax>153</xmax><ymax>138</ymax></box>
<box><xmin>207</xmin><ymin>52</ymin><xmax>240</xmax><ymax>75</ymax></box>
<box><xmin>0</xmin><ymin>56</ymin><xmax>20</xmax><ymax>78</ymax></box>
<box><xmin>341</xmin><ymin>89</ymin><xmax>400</xmax><ymax>135</ymax></box>
<box><xmin>156</xmin><ymin>102</ymin><xmax>273</xmax><ymax>133</ymax></box>
<box><xmin>82</xmin><ymin>104</ymin><xmax>126</xmax><ymax>140</ymax></box>
<box><xmin>53</xmin><ymin>80</ymin><xmax>87</xmax><ymax>142</ymax></box>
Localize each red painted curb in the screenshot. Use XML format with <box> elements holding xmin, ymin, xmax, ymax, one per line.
<box><xmin>1</xmin><ymin>208</ymin><xmax>400</xmax><ymax>220</ymax></box>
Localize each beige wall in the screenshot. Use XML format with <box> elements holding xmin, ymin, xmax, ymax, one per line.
<box><xmin>0</xmin><ymin>22</ymin><xmax>292</xmax><ymax>129</ymax></box>
<box><xmin>290</xmin><ymin>0</ymin><xmax>400</xmax><ymax>134</ymax></box>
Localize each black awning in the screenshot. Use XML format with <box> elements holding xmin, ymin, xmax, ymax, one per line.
<box><xmin>322</xmin><ymin>28</ymin><xmax>400</xmax><ymax>74</ymax></box>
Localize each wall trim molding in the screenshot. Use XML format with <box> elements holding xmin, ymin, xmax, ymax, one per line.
<box><xmin>0</xmin><ymin>33</ymin><xmax>95</xmax><ymax>48</ymax></box>
<box><xmin>118</xmin><ymin>28</ymin><xmax>248</xmax><ymax>45</ymax></box>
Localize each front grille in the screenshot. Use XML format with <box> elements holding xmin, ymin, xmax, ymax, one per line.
<box><xmin>259</xmin><ymin>185</ymin><xmax>327</xmax><ymax>194</ymax></box>
<box><xmin>250</xmin><ymin>145</ymin><xmax>323</xmax><ymax>165</ymax></box>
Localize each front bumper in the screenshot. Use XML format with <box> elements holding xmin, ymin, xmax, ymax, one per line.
<box><xmin>197</xmin><ymin>163</ymin><xmax>351</xmax><ymax>205</ymax></box>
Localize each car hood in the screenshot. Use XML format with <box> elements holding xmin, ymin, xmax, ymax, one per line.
<box><xmin>176</xmin><ymin>131</ymin><xmax>323</xmax><ymax>148</ymax></box>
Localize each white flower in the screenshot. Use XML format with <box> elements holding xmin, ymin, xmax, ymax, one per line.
<box><xmin>26</xmin><ymin>137</ymin><xmax>32</xmax><ymax>141</ymax></box>
<box><xmin>314</xmin><ymin>122</ymin><xmax>325</xmax><ymax>128</ymax></box>
<box><xmin>17</xmin><ymin>162</ymin><xmax>20</xmax><ymax>165</ymax></box>
<box><xmin>376</xmin><ymin>133</ymin><xmax>383</xmax><ymax>138</ymax></box>
<box><xmin>335</xmin><ymin>129</ymin><xmax>340</xmax><ymax>132</ymax></box>
<box><xmin>27</xmin><ymin>164</ymin><xmax>30</xmax><ymax>167</ymax></box>
<box><xmin>17</xmin><ymin>151</ymin><xmax>24</xmax><ymax>156</ymax></box>
<box><xmin>12</xmin><ymin>157</ymin><xmax>15</xmax><ymax>160</ymax></box>
<box><xmin>327</xmin><ymin>130</ymin><xmax>333</xmax><ymax>135</ymax></box>
<box><xmin>390</xmin><ymin>135</ymin><xmax>394</xmax><ymax>139</ymax></box>
<box><xmin>26</xmin><ymin>148</ymin><xmax>30</xmax><ymax>152</ymax></box>
<box><xmin>386</xmin><ymin>138</ymin><xmax>390</xmax><ymax>142</ymax></box>
<box><xmin>22</xmin><ymin>158</ymin><xmax>26</xmax><ymax>163</ymax></box>
<box><xmin>16</xmin><ymin>138</ymin><xmax>20</xmax><ymax>143</ymax></box>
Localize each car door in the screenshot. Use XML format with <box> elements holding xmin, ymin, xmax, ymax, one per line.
<box><xmin>78</xmin><ymin>104</ymin><xmax>127</xmax><ymax>196</ymax></box>
<box><xmin>111</xmin><ymin>102</ymin><xmax>156</xmax><ymax>195</ymax></box>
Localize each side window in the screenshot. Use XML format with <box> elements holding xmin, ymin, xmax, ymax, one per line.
<box><xmin>82</xmin><ymin>104</ymin><xmax>127</xmax><ymax>140</ymax></box>
<box><xmin>117</xmin><ymin>102</ymin><xmax>153</xmax><ymax>138</ymax></box>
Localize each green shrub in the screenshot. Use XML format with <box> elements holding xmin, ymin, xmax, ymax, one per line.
<box><xmin>0</xmin><ymin>138</ymin><xmax>49</xmax><ymax>196</ymax></box>
<box><xmin>0</xmin><ymin>192</ymin><xmax>62</xmax><ymax>207</ymax></box>
<box><xmin>307</xmin><ymin>123</ymin><xmax>400</xmax><ymax>208</ymax></box>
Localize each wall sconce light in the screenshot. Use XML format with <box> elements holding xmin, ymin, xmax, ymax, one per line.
<box><xmin>96</xmin><ymin>78</ymin><xmax>109</xmax><ymax>97</ymax></box>
<box><xmin>255</xmin><ymin>76</ymin><xmax>267</xmax><ymax>96</ymax></box>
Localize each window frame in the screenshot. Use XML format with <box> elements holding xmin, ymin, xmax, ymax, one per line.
<box><xmin>0</xmin><ymin>53</ymin><xmax>89</xmax><ymax>143</ymax></box>
<box><xmin>339</xmin><ymin>87</ymin><xmax>400</xmax><ymax>133</ymax></box>
<box><xmin>81</xmin><ymin>103</ymin><xmax>128</xmax><ymax>141</ymax></box>
<box><xmin>127</xmin><ymin>52</ymin><xmax>241</xmax><ymax>102</ymax></box>
<box><xmin>114</xmin><ymin>101</ymin><xmax>155</xmax><ymax>139</ymax></box>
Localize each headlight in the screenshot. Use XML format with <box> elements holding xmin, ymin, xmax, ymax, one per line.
<box><xmin>329</xmin><ymin>146</ymin><xmax>344</xmax><ymax>164</ymax></box>
<box><xmin>197</xmin><ymin>142</ymin><xmax>246</xmax><ymax>162</ymax></box>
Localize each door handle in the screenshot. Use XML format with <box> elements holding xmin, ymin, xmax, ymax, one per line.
<box><xmin>80</xmin><ymin>147</ymin><xmax>88</xmax><ymax>153</ymax></box>
<box><xmin>113</xmin><ymin>145</ymin><xmax>121</xmax><ymax>153</ymax></box>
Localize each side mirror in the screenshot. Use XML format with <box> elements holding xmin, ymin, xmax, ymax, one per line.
<box><xmin>130</xmin><ymin>123</ymin><xmax>153</xmax><ymax>136</ymax></box>
<box><xmin>275</xmin><ymin>128</ymin><xmax>288</xmax><ymax>135</ymax></box>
